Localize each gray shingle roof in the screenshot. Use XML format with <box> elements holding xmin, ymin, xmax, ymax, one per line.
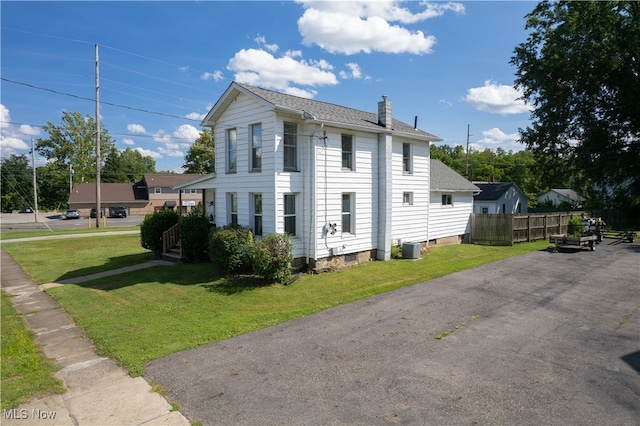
<box><xmin>430</xmin><ymin>159</ymin><xmax>479</xmax><ymax>192</ymax></box>
<box><xmin>474</xmin><ymin>182</ymin><xmax>529</xmax><ymax>201</ymax></box>
<box><xmin>207</xmin><ymin>82</ymin><xmax>441</xmax><ymax>141</ymax></box>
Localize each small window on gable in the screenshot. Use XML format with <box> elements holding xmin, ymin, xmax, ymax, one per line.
<box><xmin>342</xmin><ymin>134</ymin><xmax>353</xmax><ymax>170</ymax></box>
<box><xmin>402</xmin><ymin>143</ymin><xmax>412</xmax><ymax>174</ymax></box>
<box><xmin>250</xmin><ymin>123</ymin><xmax>262</xmax><ymax>172</ymax></box>
<box><xmin>284</xmin><ymin>122</ymin><xmax>298</xmax><ymax>171</ymax></box>
<box><xmin>403</xmin><ymin>192</ymin><xmax>413</xmax><ymax>205</ymax></box>
<box><xmin>154</xmin><ymin>187</ymin><xmax>161</xmax><ymax>194</ymax></box>
<box><xmin>442</xmin><ymin>194</ymin><xmax>452</xmax><ymax>206</ymax></box>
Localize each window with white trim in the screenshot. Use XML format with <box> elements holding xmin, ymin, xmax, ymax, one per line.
<box><xmin>154</xmin><ymin>187</ymin><xmax>161</xmax><ymax>194</ymax></box>
<box><xmin>442</xmin><ymin>194</ymin><xmax>452</xmax><ymax>206</ymax></box>
<box><xmin>342</xmin><ymin>193</ymin><xmax>354</xmax><ymax>234</ymax></box>
<box><xmin>402</xmin><ymin>143</ymin><xmax>412</xmax><ymax>174</ymax></box>
<box><xmin>283</xmin><ymin>122</ymin><xmax>298</xmax><ymax>171</ymax></box>
<box><xmin>250</xmin><ymin>123</ymin><xmax>262</xmax><ymax>172</ymax></box>
<box><xmin>252</xmin><ymin>193</ymin><xmax>263</xmax><ymax>236</ymax></box>
<box><xmin>227</xmin><ymin>193</ymin><xmax>238</xmax><ymax>225</ymax></box>
<box><xmin>226</xmin><ymin>128</ymin><xmax>237</xmax><ymax>173</ymax></box>
<box><xmin>190</xmin><ymin>189</ymin><xmax>197</xmax><ymax>194</ymax></box>
<box><xmin>342</xmin><ymin>134</ymin><xmax>353</xmax><ymax>170</ymax></box>
<box><xmin>403</xmin><ymin>192</ymin><xmax>413</xmax><ymax>205</ymax></box>
<box><xmin>283</xmin><ymin>194</ymin><xmax>296</xmax><ymax>236</ymax></box>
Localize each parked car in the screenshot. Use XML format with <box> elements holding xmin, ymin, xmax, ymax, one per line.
<box><xmin>64</xmin><ymin>209</ymin><xmax>80</xmax><ymax>219</ymax></box>
<box><xmin>90</xmin><ymin>208</ymin><xmax>104</xmax><ymax>218</ymax></box>
<box><xmin>20</xmin><ymin>205</ymin><xmax>33</xmax><ymax>213</ymax></box>
<box><xmin>108</xmin><ymin>206</ymin><xmax>128</xmax><ymax>218</ymax></box>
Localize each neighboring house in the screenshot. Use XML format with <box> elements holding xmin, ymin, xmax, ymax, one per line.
<box><xmin>174</xmin><ymin>81</ymin><xmax>442</xmax><ymax>270</ymax></box>
<box><xmin>68</xmin><ymin>173</ymin><xmax>203</xmax><ymax>216</ymax></box>
<box><xmin>473</xmin><ymin>182</ymin><xmax>528</xmax><ymax>215</ymax></box>
<box><xmin>537</xmin><ymin>189</ymin><xmax>585</xmax><ymax>208</ymax></box>
<box><xmin>68</xmin><ymin>182</ymin><xmax>148</xmax><ymax>215</ymax></box>
<box><xmin>138</xmin><ymin>173</ymin><xmax>203</xmax><ymax>213</ymax></box>
<box><xmin>429</xmin><ymin>159</ymin><xmax>480</xmax><ymax>245</ymax></box>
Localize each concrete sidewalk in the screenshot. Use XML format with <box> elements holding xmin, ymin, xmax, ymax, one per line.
<box><xmin>1</xmin><ymin>249</ymin><xmax>190</xmax><ymax>425</ymax></box>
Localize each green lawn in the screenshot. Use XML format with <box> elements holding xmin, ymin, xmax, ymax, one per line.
<box><xmin>1</xmin><ymin>292</ymin><xmax>65</xmax><ymax>409</ymax></box>
<box><xmin>4</xmin><ymin>234</ymin><xmax>550</xmax><ymax>377</ymax></box>
<box><xmin>0</xmin><ymin>226</ymin><xmax>140</xmax><ymax>241</ymax></box>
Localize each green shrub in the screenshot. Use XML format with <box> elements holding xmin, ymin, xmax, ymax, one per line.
<box><xmin>140</xmin><ymin>210</ymin><xmax>180</xmax><ymax>257</ymax></box>
<box><xmin>391</xmin><ymin>243</ymin><xmax>403</xmax><ymax>259</ymax></box>
<box><xmin>179</xmin><ymin>210</ymin><xmax>212</xmax><ymax>263</ymax></box>
<box><xmin>567</xmin><ymin>217</ymin><xmax>584</xmax><ymax>237</ymax></box>
<box><xmin>208</xmin><ymin>226</ymin><xmax>252</xmax><ymax>274</ymax></box>
<box><xmin>251</xmin><ymin>233</ymin><xmax>293</xmax><ymax>283</ymax></box>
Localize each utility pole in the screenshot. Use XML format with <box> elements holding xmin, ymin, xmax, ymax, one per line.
<box><xmin>95</xmin><ymin>44</ymin><xmax>101</xmax><ymax>228</ymax></box>
<box><xmin>465</xmin><ymin>124</ymin><xmax>472</xmax><ymax>179</ymax></box>
<box><xmin>31</xmin><ymin>138</ymin><xmax>39</xmax><ymax>223</ymax></box>
<box><xmin>69</xmin><ymin>164</ymin><xmax>74</xmax><ymax>193</ymax></box>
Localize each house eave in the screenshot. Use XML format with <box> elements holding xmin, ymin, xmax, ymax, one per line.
<box><xmin>173</xmin><ymin>172</ymin><xmax>217</xmax><ymax>190</ymax></box>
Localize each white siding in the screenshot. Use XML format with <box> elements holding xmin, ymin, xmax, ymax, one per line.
<box><xmin>391</xmin><ymin>140</ymin><xmax>429</xmax><ymax>245</ymax></box>
<box><xmin>429</xmin><ymin>192</ymin><xmax>474</xmax><ymax>240</ymax></box>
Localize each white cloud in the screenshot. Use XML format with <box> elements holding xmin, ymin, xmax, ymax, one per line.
<box><xmin>339</xmin><ymin>62</ymin><xmax>363</xmax><ymax>79</ymax></box>
<box><xmin>173</xmin><ymin>124</ymin><xmax>200</xmax><ymax>142</ymax></box>
<box><xmin>227</xmin><ymin>48</ymin><xmax>338</xmax><ymax>98</ymax></box>
<box><xmin>122</xmin><ymin>138</ymin><xmax>135</xmax><ymax>145</ymax></box>
<box><xmin>127</xmin><ymin>123</ymin><xmax>147</xmax><ymax>134</ymax></box>
<box><xmin>296</xmin><ymin>1</ymin><xmax>464</xmax><ymax>55</ymax></box>
<box><xmin>0</xmin><ymin>104</ymin><xmax>37</xmax><ymax>158</ymax></box>
<box><xmin>135</xmin><ymin>147</ymin><xmax>162</xmax><ymax>159</ymax></box>
<box><xmin>255</xmin><ymin>35</ymin><xmax>279</xmax><ymax>52</ymax></box>
<box><xmin>179</xmin><ymin>65</ymin><xmax>189</xmax><ymax>73</ymax></box>
<box><xmin>185</xmin><ymin>111</ymin><xmax>206</xmax><ymax>121</ymax></box>
<box><xmin>464</xmin><ymin>81</ymin><xmax>532</xmax><ymax>115</ymax></box>
<box><xmin>473</xmin><ymin>128</ymin><xmax>522</xmax><ymax>151</ymax></box>
<box><xmin>201</xmin><ymin>70</ymin><xmax>224</xmax><ymax>82</ymax></box>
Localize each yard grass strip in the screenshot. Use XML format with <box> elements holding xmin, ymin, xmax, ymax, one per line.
<box><xmin>2</xmin><ymin>234</ymin><xmax>551</xmax><ymax>377</ymax></box>
<box><xmin>0</xmin><ymin>226</ymin><xmax>140</xmax><ymax>241</ymax></box>
<box><xmin>1</xmin><ymin>291</ymin><xmax>65</xmax><ymax>409</ymax></box>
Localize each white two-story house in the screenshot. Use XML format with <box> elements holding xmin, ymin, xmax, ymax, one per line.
<box><xmin>175</xmin><ymin>82</ymin><xmax>442</xmax><ymax>271</ymax></box>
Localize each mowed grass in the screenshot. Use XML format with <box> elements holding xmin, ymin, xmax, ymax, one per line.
<box><xmin>0</xmin><ymin>226</ymin><xmax>140</xmax><ymax>241</ymax></box>
<box><xmin>2</xmin><ymin>233</ymin><xmax>154</xmax><ymax>283</ymax></box>
<box><xmin>5</xmin><ymin>233</ymin><xmax>550</xmax><ymax>377</ymax></box>
<box><xmin>1</xmin><ymin>292</ymin><xmax>65</xmax><ymax>409</ymax></box>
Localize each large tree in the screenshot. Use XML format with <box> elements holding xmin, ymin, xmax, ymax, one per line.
<box><xmin>102</xmin><ymin>147</ymin><xmax>156</xmax><ymax>183</ymax></box>
<box><xmin>0</xmin><ymin>154</ymin><xmax>33</xmax><ymax>212</ymax></box>
<box><xmin>36</xmin><ymin>110</ymin><xmax>117</xmax><ymax>184</ymax></box>
<box><xmin>183</xmin><ymin>129</ymin><xmax>215</xmax><ymax>174</ymax></box>
<box><xmin>511</xmin><ymin>1</ymin><xmax>640</xmax><ymax>208</ymax></box>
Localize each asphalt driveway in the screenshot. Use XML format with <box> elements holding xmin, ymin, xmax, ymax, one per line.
<box><xmin>146</xmin><ymin>240</ymin><xmax>640</xmax><ymax>425</ymax></box>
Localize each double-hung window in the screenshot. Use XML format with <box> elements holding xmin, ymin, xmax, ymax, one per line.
<box><xmin>253</xmin><ymin>193</ymin><xmax>263</xmax><ymax>236</ymax></box>
<box><xmin>283</xmin><ymin>194</ymin><xmax>296</xmax><ymax>236</ymax></box>
<box><xmin>250</xmin><ymin>123</ymin><xmax>262</xmax><ymax>172</ymax></box>
<box><xmin>226</xmin><ymin>128</ymin><xmax>237</xmax><ymax>173</ymax></box>
<box><xmin>342</xmin><ymin>134</ymin><xmax>353</xmax><ymax>170</ymax></box>
<box><xmin>402</xmin><ymin>143</ymin><xmax>412</xmax><ymax>174</ymax></box>
<box><xmin>342</xmin><ymin>193</ymin><xmax>354</xmax><ymax>234</ymax></box>
<box><xmin>442</xmin><ymin>194</ymin><xmax>452</xmax><ymax>206</ymax></box>
<box><xmin>228</xmin><ymin>193</ymin><xmax>238</xmax><ymax>225</ymax></box>
<box><xmin>283</xmin><ymin>122</ymin><xmax>298</xmax><ymax>171</ymax></box>
<box><xmin>403</xmin><ymin>192</ymin><xmax>413</xmax><ymax>205</ymax></box>
<box><xmin>154</xmin><ymin>187</ymin><xmax>161</xmax><ymax>194</ymax></box>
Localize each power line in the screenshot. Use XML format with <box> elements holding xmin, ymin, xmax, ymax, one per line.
<box><xmin>1</xmin><ymin>77</ymin><xmax>201</xmax><ymax>122</ymax></box>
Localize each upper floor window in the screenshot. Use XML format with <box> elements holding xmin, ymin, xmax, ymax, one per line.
<box><xmin>342</xmin><ymin>193</ymin><xmax>354</xmax><ymax>234</ymax></box>
<box><xmin>252</xmin><ymin>193</ymin><xmax>263</xmax><ymax>236</ymax></box>
<box><xmin>154</xmin><ymin>187</ymin><xmax>161</xmax><ymax>194</ymax></box>
<box><xmin>342</xmin><ymin>134</ymin><xmax>353</xmax><ymax>170</ymax></box>
<box><xmin>283</xmin><ymin>194</ymin><xmax>296</xmax><ymax>236</ymax></box>
<box><xmin>228</xmin><ymin>192</ymin><xmax>238</xmax><ymax>225</ymax></box>
<box><xmin>250</xmin><ymin>123</ymin><xmax>262</xmax><ymax>172</ymax></box>
<box><xmin>442</xmin><ymin>194</ymin><xmax>452</xmax><ymax>206</ymax></box>
<box><xmin>402</xmin><ymin>143</ymin><xmax>412</xmax><ymax>174</ymax></box>
<box><xmin>190</xmin><ymin>189</ymin><xmax>197</xmax><ymax>194</ymax></box>
<box><xmin>403</xmin><ymin>192</ymin><xmax>413</xmax><ymax>205</ymax></box>
<box><xmin>226</xmin><ymin>128</ymin><xmax>237</xmax><ymax>173</ymax></box>
<box><xmin>283</xmin><ymin>122</ymin><xmax>298</xmax><ymax>171</ymax></box>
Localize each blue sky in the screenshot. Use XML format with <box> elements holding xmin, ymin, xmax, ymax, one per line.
<box><xmin>2</xmin><ymin>1</ymin><xmax>536</xmax><ymax>172</ymax></box>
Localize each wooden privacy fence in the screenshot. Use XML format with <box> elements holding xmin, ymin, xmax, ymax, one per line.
<box><xmin>470</xmin><ymin>212</ymin><xmax>588</xmax><ymax>245</ymax></box>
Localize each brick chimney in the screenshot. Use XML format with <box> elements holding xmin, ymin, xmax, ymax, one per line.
<box><xmin>378</xmin><ymin>95</ymin><xmax>392</xmax><ymax>130</ymax></box>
